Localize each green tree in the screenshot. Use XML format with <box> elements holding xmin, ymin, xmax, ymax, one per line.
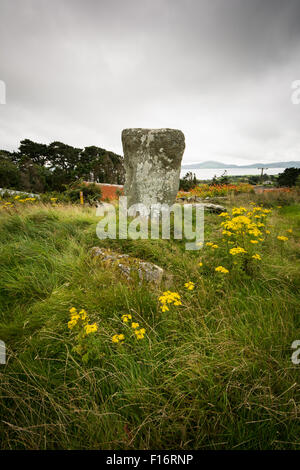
<box><xmin>0</xmin><ymin>159</ymin><xmax>20</xmax><ymax>189</ymax></box>
<box><xmin>278</xmin><ymin>168</ymin><xmax>300</xmax><ymax>187</ymax></box>
<box><xmin>0</xmin><ymin>139</ymin><xmax>125</xmax><ymax>193</ymax></box>
<box><xmin>18</xmin><ymin>139</ymin><xmax>49</xmax><ymax>166</ymax></box>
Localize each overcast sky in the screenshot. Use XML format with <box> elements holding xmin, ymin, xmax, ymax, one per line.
<box><xmin>0</xmin><ymin>0</ymin><xmax>300</xmax><ymax>165</ymax></box>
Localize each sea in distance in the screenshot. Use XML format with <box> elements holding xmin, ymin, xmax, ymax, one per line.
<box><xmin>180</xmin><ymin>167</ymin><xmax>285</xmax><ymax>180</ymax></box>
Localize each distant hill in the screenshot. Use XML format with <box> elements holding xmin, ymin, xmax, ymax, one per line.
<box><xmin>182</xmin><ymin>161</ymin><xmax>300</xmax><ymax>169</ymax></box>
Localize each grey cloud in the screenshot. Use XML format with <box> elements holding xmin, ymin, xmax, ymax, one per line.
<box><xmin>0</xmin><ymin>0</ymin><xmax>300</xmax><ymax>164</ymax></box>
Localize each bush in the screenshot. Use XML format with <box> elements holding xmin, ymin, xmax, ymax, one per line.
<box><xmin>179</xmin><ymin>172</ymin><xmax>198</xmax><ymax>192</ymax></box>
<box><xmin>38</xmin><ymin>182</ymin><xmax>103</xmax><ymax>205</ymax></box>
<box><xmin>62</xmin><ymin>182</ymin><xmax>102</xmax><ymax>204</ymax></box>
<box><xmin>278</xmin><ymin>168</ymin><xmax>300</xmax><ymax>187</ymax></box>
<box><xmin>0</xmin><ymin>160</ymin><xmax>20</xmax><ymax>189</ymax></box>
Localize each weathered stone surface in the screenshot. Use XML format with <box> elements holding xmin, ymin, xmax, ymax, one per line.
<box><xmin>176</xmin><ymin>198</ymin><xmax>227</xmax><ymax>213</ymax></box>
<box><xmin>91</xmin><ymin>247</ymin><xmax>165</xmax><ymax>284</ymax></box>
<box><xmin>201</xmin><ymin>203</ymin><xmax>227</xmax><ymax>213</ymax></box>
<box><xmin>122</xmin><ymin>128</ymin><xmax>185</xmax><ymax>207</ymax></box>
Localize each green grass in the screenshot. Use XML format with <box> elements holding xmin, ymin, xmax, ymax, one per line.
<box><xmin>0</xmin><ymin>196</ymin><xmax>300</xmax><ymax>450</ymax></box>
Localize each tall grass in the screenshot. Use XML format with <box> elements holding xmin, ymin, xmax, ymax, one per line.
<box><xmin>0</xmin><ymin>196</ymin><xmax>299</xmax><ymax>449</ymax></box>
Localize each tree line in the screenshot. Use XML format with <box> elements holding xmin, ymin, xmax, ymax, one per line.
<box><xmin>0</xmin><ymin>139</ymin><xmax>125</xmax><ymax>193</ymax></box>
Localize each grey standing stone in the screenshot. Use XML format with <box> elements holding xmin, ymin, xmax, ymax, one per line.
<box><xmin>121</xmin><ymin>128</ymin><xmax>185</xmax><ymax>207</ymax></box>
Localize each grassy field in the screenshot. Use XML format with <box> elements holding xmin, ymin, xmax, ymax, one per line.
<box><xmin>0</xmin><ymin>191</ymin><xmax>299</xmax><ymax>449</ymax></box>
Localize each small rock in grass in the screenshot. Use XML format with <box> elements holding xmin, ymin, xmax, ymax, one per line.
<box><xmin>91</xmin><ymin>247</ymin><xmax>165</xmax><ymax>284</ymax></box>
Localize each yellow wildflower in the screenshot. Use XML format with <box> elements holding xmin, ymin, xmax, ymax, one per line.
<box><xmin>68</xmin><ymin>319</ymin><xmax>77</xmax><ymax>329</ymax></box>
<box><xmin>218</xmin><ymin>212</ymin><xmax>229</xmax><ymax>217</ymax></box>
<box><xmin>184</xmin><ymin>281</ymin><xmax>195</xmax><ymax>290</ymax></box>
<box><xmin>70</xmin><ymin>313</ymin><xmax>80</xmax><ymax>321</ymax></box>
<box><xmin>215</xmin><ymin>266</ymin><xmax>229</xmax><ymax>274</ymax></box>
<box><xmin>252</xmin><ymin>254</ymin><xmax>261</xmax><ymax>260</ymax></box>
<box><xmin>229</xmin><ymin>247</ymin><xmax>247</xmax><ymax>256</ymax></box>
<box><xmin>159</xmin><ymin>291</ymin><xmax>181</xmax><ymax>310</ymax></box>
<box><xmin>135</xmin><ymin>328</ymin><xmax>146</xmax><ymax>340</ymax></box>
<box><xmin>223</xmin><ymin>215</ymin><xmax>258</xmax><ymax>235</ymax></box>
<box><xmin>232</xmin><ymin>207</ymin><xmax>247</xmax><ymax>216</ymax></box>
<box><xmin>122</xmin><ymin>314</ymin><xmax>132</xmax><ymax>323</ymax></box>
<box><xmin>222</xmin><ymin>230</ymin><xmax>233</xmax><ymax>236</ymax></box>
<box><xmin>79</xmin><ymin>309</ymin><xmax>88</xmax><ymax>321</ymax></box>
<box><xmin>112</xmin><ymin>334</ymin><xmax>120</xmax><ymax>343</ymax></box>
<box><xmin>112</xmin><ymin>333</ymin><xmax>125</xmax><ymax>343</ymax></box>
<box><xmin>84</xmin><ymin>323</ymin><xmax>98</xmax><ymax>335</ymax></box>
<box><xmin>131</xmin><ymin>322</ymin><xmax>139</xmax><ymax>329</ymax></box>
<box><xmin>135</xmin><ymin>333</ymin><xmax>144</xmax><ymax>340</ymax></box>
<box><xmin>277</xmin><ymin>236</ymin><xmax>288</xmax><ymax>241</ymax></box>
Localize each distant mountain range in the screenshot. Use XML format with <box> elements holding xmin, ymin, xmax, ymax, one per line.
<box><xmin>181</xmin><ymin>160</ymin><xmax>300</xmax><ymax>169</ymax></box>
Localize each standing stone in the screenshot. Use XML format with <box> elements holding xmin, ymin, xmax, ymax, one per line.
<box><xmin>121</xmin><ymin>128</ymin><xmax>185</xmax><ymax>207</ymax></box>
